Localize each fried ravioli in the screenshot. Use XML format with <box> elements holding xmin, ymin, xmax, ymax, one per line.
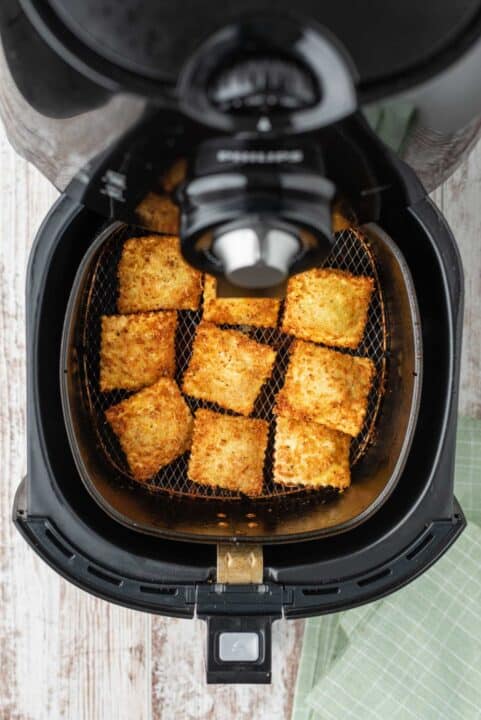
<box><xmin>188</xmin><ymin>409</ymin><xmax>268</xmax><ymax>495</ymax></box>
<box><xmin>100</xmin><ymin>311</ymin><xmax>176</xmax><ymax>391</ymax></box>
<box><xmin>274</xmin><ymin>414</ymin><xmax>351</xmax><ymax>489</ymax></box>
<box><xmin>117</xmin><ymin>235</ymin><xmax>202</xmax><ymax>313</ymax></box>
<box><xmin>161</xmin><ymin>158</ymin><xmax>187</xmax><ymax>192</ymax></box>
<box><xmin>182</xmin><ymin>323</ymin><xmax>276</xmax><ymax>415</ymax></box>
<box><xmin>282</xmin><ymin>268</ymin><xmax>374</xmax><ymax>348</ymax></box>
<box><xmin>202</xmin><ymin>275</ymin><xmax>280</xmax><ymax>328</ymax></box>
<box><xmin>135</xmin><ymin>192</ymin><xmax>179</xmax><ymax>234</ymax></box>
<box><xmin>105</xmin><ymin>377</ymin><xmax>193</xmax><ymax>480</ymax></box>
<box><xmin>276</xmin><ymin>340</ymin><xmax>375</xmax><ymax>436</ymax></box>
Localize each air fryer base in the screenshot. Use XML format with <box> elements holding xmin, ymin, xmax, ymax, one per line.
<box><xmin>15</xmin><ymin>190</ymin><xmax>466</xmax><ymax>682</ymax></box>
<box><xmin>14</xmin><ymin>489</ymin><xmax>465</xmax><ymax>684</ymax></box>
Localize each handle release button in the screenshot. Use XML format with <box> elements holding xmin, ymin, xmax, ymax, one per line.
<box><xmin>219</xmin><ymin>632</ymin><xmax>260</xmax><ymax>662</ymax></box>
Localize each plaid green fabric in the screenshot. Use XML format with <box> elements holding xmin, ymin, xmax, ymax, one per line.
<box><xmin>363</xmin><ymin>102</ymin><xmax>416</xmax><ymax>154</ymax></box>
<box><xmin>292</xmin><ymin>417</ymin><xmax>481</xmax><ymax>720</ymax></box>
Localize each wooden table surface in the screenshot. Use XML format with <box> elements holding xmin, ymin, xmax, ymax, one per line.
<box><xmin>1</xmin><ymin>124</ymin><xmax>480</xmax><ymax>720</ymax></box>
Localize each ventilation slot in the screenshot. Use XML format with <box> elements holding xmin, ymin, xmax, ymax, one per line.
<box><xmin>406</xmin><ymin>533</ymin><xmax>434</xmax><ymax>561</ymax></box>
<box><xmin>302</xmin><ymin>586</ymin><xmax>340</xmax><ymax>596</ymax></box>
<box><xmin>87</xmin><ymin>565</ymin><xmax>122</xmax><ymax>586</ymax></box>
<box><xmin>358</xmin><ymin>568</ymin><xmax>392</xmax><ymax>588</ymax></box>
<box><xmin>45</xmin><ymin>528</ymin><xmax>75</xmax><ymax>560</ymax></box>
<box><xmin>139</xmin><ymin>585</ymin><xmax>177</xmax><ymax>596</ymax></box>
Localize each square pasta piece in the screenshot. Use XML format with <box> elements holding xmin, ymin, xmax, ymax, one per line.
<box><xmin>282</xmin><ymin>268</ymin><xmax>374</xmax><ymax>348</ymax></box>
<box><xmin>100</xmin><ymin>311</ymin><xmax>176</xmax><ymax>391</ymax></box>
<box><xmin>136</xmin><ymin>191</ymin><xmax>179</xmax><ymax>234</ymax></box>
<box><xmin>161</xmin><ymin>158</ymin><xmax>187</xmax><ymax>192</ymax></box>
<box><xmin>105</xmin><ymin>377</ymin><xmax>193</xmax><ymax>480</ymax></box>
<box><xmin>182</xmin><ymin>322</ymin><xmax>276</xmax><ymax>415</ymax></box>
<box><xmin>276</xmin><ymin>340</ymin><xmax>375</xmax><ymax>436</ymax></box>
<box><xmin>203</xmin><ymin>275</ymin><xmax>280</xmax><ymax>328</ymax></box>
<box><xmin>274</xmin><ymin>414</ymin><xmax>351</xmax><ymax>490</ymax></box>
<box><xmin>117</xmin><ymin>235</ymin><xmax>203</xmax><ymax>313</ymax></box>
<box><xmin>188</xmin><ymin>409</ymin><xmax>268</xmax><ymax>495</ymax></box>
<box><xmin>332</xmin><ymin>200</ymin><xmax>354</xmax><ymax>232</ymax></box>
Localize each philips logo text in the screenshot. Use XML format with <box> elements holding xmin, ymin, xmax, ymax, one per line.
<box><xmin>216</xmin><ymin>149</ymin><xmax>304</xmax><ymax>164</ymax></box>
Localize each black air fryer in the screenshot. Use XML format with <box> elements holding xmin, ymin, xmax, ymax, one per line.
<box><xmin>2</xmin><ymin>0</ymin><xmax>479</xmax><ymax>684</ymax></box>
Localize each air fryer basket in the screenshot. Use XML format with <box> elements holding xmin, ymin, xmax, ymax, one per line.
<box><xmin>61</xmin><ymin>222</ymin><xmax>422</xmax><ymax>542</ymax></box>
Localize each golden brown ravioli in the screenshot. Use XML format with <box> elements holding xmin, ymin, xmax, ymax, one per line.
<box><xmin>282</xmin><ymin>268</ymin><xmax>374</xmax><ymax>349</ymax></box>
<box><xmin>188</xmin><ymin>409</ymin><xmax>268</xmax><ymax>496</ymax></box>
<box><xmin>117</xmin><ymin>235</ymin><xmax>202</xmax><ymax>313</ymax></box>
<box><xmin>100</xmin><ymin>311</ymin><xmax>176</xmax><ymax>391</ymax></box>
<box><xmin>276</xmin><ymin>340</ymin><xmax>375</xmax><ymax>436</ymax></box>
<box><xmin>182</xmin><ymin>322</ymin><xmax>276</xmax><ymax>416</ymax></box>
<box><xmin>105</xmin><ymin>377</ymin><xmax>192</xmax><ymax>480</ymax></box>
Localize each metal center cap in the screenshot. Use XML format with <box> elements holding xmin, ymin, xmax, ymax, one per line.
<box><xmin>212</xmin><ymin>225</ymin><xmax>300</xmax><ymax>288</ymax></box>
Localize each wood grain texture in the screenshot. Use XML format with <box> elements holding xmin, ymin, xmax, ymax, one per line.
<box><xmin>151</xmin><ymin>617</ymin><xmax>304</xmax><ymax>720</ymax></box>
<box><xmin>1</xmin><ymin>119</ymin><xmax>480</xmax><ymax>720</ymax></box>
<box><xmin>403</xmin><ymin>118</ymin><xmax>481</xmax><ymax>193</ymax></box>
<box><xmin>438</xmin><ymin>155</ymin><xmax>481</xmax><ymax>418</ymax></box>
<box><xmin>0</xmin><ymin>128</ymin><xmax>150</xmax><ymax>720</ymax></box>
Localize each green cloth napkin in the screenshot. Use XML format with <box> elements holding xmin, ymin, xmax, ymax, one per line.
<box><xmin>363</xmin><ymin>102</ymin><xmax>416</xmax><ymax>155</ymax></box>
<box><xmin>292</xmin><ymin>417</ymin><xmax>481</xmax><ymax>720</ymax></box>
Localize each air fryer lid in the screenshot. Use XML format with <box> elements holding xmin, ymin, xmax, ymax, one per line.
<box><xmin>34</xmin><ymin>0</ymin><xmax>481</xmax><ymax>97</ymax></box>
<box><xmin>1</xmin><ymin>4</ymin><xmax>436</xmax><ymax>257</ymax></box>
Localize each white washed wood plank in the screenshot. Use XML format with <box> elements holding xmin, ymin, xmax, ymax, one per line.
<box><xmin>0</xmin><ymin>125</ymin><xmax>150</xmax><ymax>720</ymax></box>
<box><xmin>56</xmin><ymin>585</ymin><xmax>151</xmax><ymax>720</ymax></box>
<box><xmin>0</xmin><ymin>129</ymin><xmax>62</xmax><ymax>720</ymax></box>
<box><xmin>151</xmin><ymin>616</ymin><xmax>304</xmax><ymax>720</ymax></box>
<box><xmin>439</xmin><ymin>140</ymin><xmax>481</xmax><ymax>417</ymax></box>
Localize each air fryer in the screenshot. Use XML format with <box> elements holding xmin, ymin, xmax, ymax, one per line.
<box><xmin>2</xmin><ymin>0</ymin><xmax>473</xmax><ymax>683</ymax></box>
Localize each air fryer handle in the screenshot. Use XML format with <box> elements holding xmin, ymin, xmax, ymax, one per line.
<box><xmin>204</xmin><ymin>615</ymin><xmax>274</xmax><ymax>684</ymax></box>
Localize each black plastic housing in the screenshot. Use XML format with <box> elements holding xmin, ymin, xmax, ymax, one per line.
<box><xmin>14</xmin><ymin>186</ymin><xmax>465</xmax><ymax>599</ymax></box>
<box><xmin>11</xmin><ymin>99</ymin><xmax>467</xmax><ymax>678</ymax></box>
<box><xmin>178</xmin><ymin>136</ymin><xmax>337</xmax><ymax>278</ymax></box>
<box><xmin>19</xmin><ymin>0</ymin><xmax>481</xmax><ymax>102</ymax></box>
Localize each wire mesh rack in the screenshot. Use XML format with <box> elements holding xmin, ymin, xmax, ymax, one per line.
<box><xmin>80</xmin><ymin>225</ymin><xmax>387</xmax><ymax>500</ymax></box>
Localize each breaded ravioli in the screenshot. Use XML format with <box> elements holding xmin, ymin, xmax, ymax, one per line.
<box><xmin>276</xmin><ymin>340</ymin><xmax>375</xmax><ymax>436</ymax></box>
<box><xmin>161</xmin><ymin>158</ymin><xmax>187</xmax><ymax>192</ymax></box>
<box><xmin>332</xmin><ymin>201</ymin><xmax>354</xmax><ymax>232</ymax></box>
<box><xmin>135</xmin><ymin>192</ymin><xmax>179</xmax><ymax>234</ymax></box>
<box><xmin>274</xmin><ymin>414</ymin><xmax>351</xmax><ymax>489</ymax></box>
<box><xmin>117</xmin><ymin>235</ymin><xmax>202</xmax><ymax>313</ymax></box>
<box><xmin>282</xmin><ymin>268</ymin><xmax>374</xmax><ymax>348</ymax></box>
<box><xmin>100</xmin><ymin>311</ymin><xmax>177</xmax><ymax>391</ymax></box>
<box><xmin>105</xmin><ymin>377</ymin><xmax>192</xmax><ymax>480</ymax></box>
<box><xmin>182</xmin><ymin>322</ymin><xmax>276</xmax><ymax>415</ymax></box>
<box><xmin>202</xmin><ymin>275</ymin><xmax>280</xmax><ymax>328</ymax></box>
<box><xmin>188</xmin><ymin>409</ymin><xmax>268</xmax><ymax>495</ymax></box>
